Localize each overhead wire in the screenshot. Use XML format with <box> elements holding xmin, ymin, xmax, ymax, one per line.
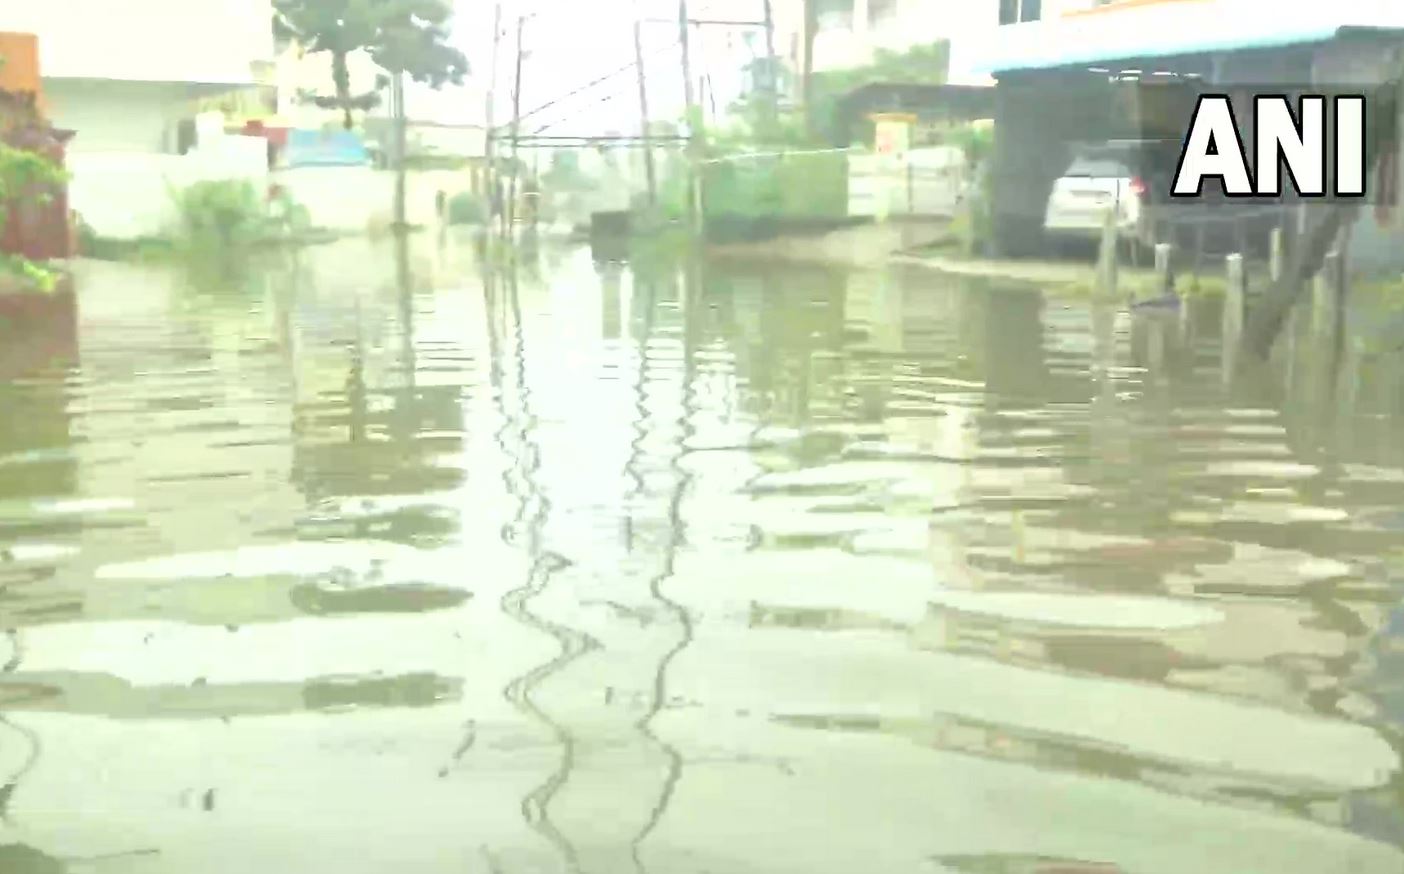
<box><xmin>505</xmin><ymin>37</ymin><xmax>682</xmax><ymax>130</ymax></box>
<box><xmin>505</xmin><ymin>0</ymin><xmax>734</xmax><ymax>140</ymax></box>
<box><xmin>525</xmin><ymin>40</ymin><xmax>688</xmax><ymax>135</ymax></box>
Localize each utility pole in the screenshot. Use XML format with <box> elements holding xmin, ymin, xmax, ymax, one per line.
<box><xmin>506</xmin><ymin>14</ymin><xmax>526</xmax><ymax>240</ymax></box>
<box><xmin>633</xmin><ymin>19</ymin><xmax>658</xmax><ymax>208</ymax></box>
<box><xmin>678</xmin><ymin>0</ymin><xmax>702</xmax><ymax>230</ymax></box>
<box><xmin>391</xmin><ymin>71</ymin><xmax>408</xmax><ymax>231</ymax></box>
<box><xmin>761</xmin><ymin>0</ymin><xmax>778</xmax><ymax>128</ymax></box>
<box><xmin>801</xmin><ymin>0</ymin><xmax>817</xmax><ymax>139</ymax></box>
<box><xmin>484</xmin><ymin>2</ymin><xmax>502</xmax><ymax>233</ymax></box>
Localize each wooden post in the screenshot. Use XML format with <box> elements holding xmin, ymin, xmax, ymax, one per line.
<box><xmin>1097</xmin><ymin>206</ymin><xmax>1118</xmax><ymax>299</ymax></box>
<box><xmin>505</xmin><ymin>15</ymin><xmax>527</xmax><ymax>239</ymax></box>
<box><xmin>633</xmin><ymin>19</ymin><xmax>658</xmax><ymax>210</ymax></box>
<box><xmin>679</xmin><ymin>0</ymin><xmax>702</xmax><ymax>230</ymax></box>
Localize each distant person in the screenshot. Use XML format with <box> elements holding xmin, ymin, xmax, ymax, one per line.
<box><xmin>523</xmin><ymin>177</ymin><xmax>540</xmax><ymax>224</ymax></box>
<box><xmin>490</xmin><ymin>179</ymin><xmax>504</xmax><ymax>222</ymax></box>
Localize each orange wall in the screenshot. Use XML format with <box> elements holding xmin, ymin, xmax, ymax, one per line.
<box><xmin>0</xmin><ymin>32</ymin><xmax>41</xmax><ymax>96</ymax></box>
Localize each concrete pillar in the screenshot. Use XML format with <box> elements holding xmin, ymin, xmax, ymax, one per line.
<box><xmin>1221</xmin><ymin>253</ymin><xmax>1246</xmax><ymax>385</ymax></box>
<box><xmin>1154</xmin><ymin>242</ymin><xmax>1174</xmax><ymax>297</ymax></box>
<box><xmin>1224</xmin><ymin>253</ymin><xmax>1246</xmax><ymax>331</ymax></box>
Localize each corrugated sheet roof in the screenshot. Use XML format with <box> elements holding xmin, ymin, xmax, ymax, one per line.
<box><xmin>969</xmin><ymin>0</ymin><xmax>1404</xmax><ymax>74</ymax></box>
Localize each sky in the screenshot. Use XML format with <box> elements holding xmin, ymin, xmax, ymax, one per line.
<box><xmin>409</xmin><ymin>0</ymin><xmax>770</xmax><ymax>133</ymax></box>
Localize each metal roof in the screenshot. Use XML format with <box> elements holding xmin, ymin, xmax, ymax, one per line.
<box><xmin>968</xmin><ymin>0</ymin><xmax>1404</xmax><ymax>75</ymax></box>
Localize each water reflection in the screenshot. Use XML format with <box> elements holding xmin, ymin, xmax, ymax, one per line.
<box><xmin>1</xmin><ymin>233</ymin><xmax>1404</xmax><ymax>870</ymax></box>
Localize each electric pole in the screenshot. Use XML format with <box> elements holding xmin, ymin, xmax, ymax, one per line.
<box><xmin>484</xmin><ymin>2</ymin><xmax>502</xmax><ymax>231</ymax></box>
<box><xmin>506</xmin><ymin>14</ymin><xmax>526</xmax><ymax>239</ymax></box>
<box><xmin>633</xmin><ymin>19</ymin><xmax>658</xmax><ymax>208</ymax></box>
<box><xmin>762</xmin><ymin>0</ymin><xmax>778</xmax><ymax>128</ymax></box>
<box><xmin>802</xmin><ymin>0</ymin><xmax>817</xmax><ymax>139</ymax></box>
<box><xmin>391</xmin><ymin>71</ymin><xmax>408</xmax><ymax>231</ymax></box>
<box><xmin>678</xmin><ymin>0</ymin><xmax>701</xmax><ymax>230</ymax></box>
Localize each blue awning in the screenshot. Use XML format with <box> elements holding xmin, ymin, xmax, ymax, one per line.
<box><xmin>283</xmin><ymin>129</ymin><xmax>372</xmax><ymax>168</ymax></box>
<box><xmin>966</xmin><ymin>0</ymin><xmax>1404</xmax><ymax>75</ymax></box>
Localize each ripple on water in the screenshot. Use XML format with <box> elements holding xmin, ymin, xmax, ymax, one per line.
<box><xmin>2</xmin><ymin>246</ymin><xmax>1404</xmax><ymax>869</ymax></box>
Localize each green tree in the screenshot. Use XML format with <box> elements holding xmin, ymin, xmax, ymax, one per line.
<box><xmin>272</xmin><ymin>0</ymin><xmax>470</xmax><ymax>229</ymax></box>
<box><xmin>808</xmin><ymin>40</ymin><xmax>949</xmax><ymax>145</ymax></box>
<box><xmin>0</xmin><ymin>75</ymin><xmax>67</xmax><ymax>288</ymax></box>
<box><xmin>272</xmin><ymin>0</ymin><xmax>469</xmax><ymax>131</ymax></box>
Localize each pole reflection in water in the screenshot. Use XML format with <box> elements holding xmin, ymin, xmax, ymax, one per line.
<box><xmin>628</xmin><ymin>258</ymin><xmax>697</xmax><ymax>870</ymax></box>
<box><xmin>476</xmin><ymin>250</ymin><xmax>701</xmax><ymax>874</ymax></box>
<box><xmin>483</xmin><ymin>260</ymin><xmax>589</xmax><ymax>871</ymax></box>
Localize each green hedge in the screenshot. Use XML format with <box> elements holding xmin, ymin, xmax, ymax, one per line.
<box><xmin>702</xmin><ymin>151</ymin><xmax>847</xmax><ymax>220</ymax></box>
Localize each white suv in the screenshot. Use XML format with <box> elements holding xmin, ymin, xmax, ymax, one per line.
<box><xmin>1043</xmin><ymin>145</ymin><xmax>1153</xmax><ymax>256</ymax></box>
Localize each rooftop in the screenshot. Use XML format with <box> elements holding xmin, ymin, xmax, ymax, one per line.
<box><xmin>968</xmin><ymin>0</ymin><xmax>1404</xmax><ymax>75</ymax></box>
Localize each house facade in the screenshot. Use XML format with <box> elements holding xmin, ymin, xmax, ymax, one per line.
<box><xmin>4</xmin><ymin>0</ymin><xmax>276</xmax><ymax>239</ymax></box>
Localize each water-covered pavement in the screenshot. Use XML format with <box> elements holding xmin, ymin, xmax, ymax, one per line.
<box><xmin>1</xmin><ymin>234</ymin><xmax>1404</xmax><ymax>873</ymax></box>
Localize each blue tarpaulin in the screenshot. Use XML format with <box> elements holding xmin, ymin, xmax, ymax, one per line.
<box><xmin>283</xmin><ymin>129</ymin><xmax>372</xmax><ymax>167</ymax></box>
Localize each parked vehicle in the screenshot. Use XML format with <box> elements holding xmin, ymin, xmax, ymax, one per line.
<box><xmin>1045</xmin><ymin>139</ymin><xmax>1281</xmax><ymax>259</ymax></box>
<box><xmin>1043</xmin><ymin>142</ymin><xmax>1161</xmax><ymax>257</ymax></box>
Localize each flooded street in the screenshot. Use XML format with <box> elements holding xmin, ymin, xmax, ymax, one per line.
<box><xmin>3</xmin><ymin>234</ymin><xmax>1404</xmax><ymax>873</ymax></box>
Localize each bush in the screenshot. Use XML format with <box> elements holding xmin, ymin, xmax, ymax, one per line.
<box><xmin>0</xmin><ymin>141</ymin><xmax>66</xmax><ymax>289</ymax></box>
<box><xmin>702</xmin><ymin>151</ymin><xmax>847</xmax><ymax>221</ymax></box>
<box><xmin>944</xmin><ymin>124</ymin><xmax>995</xmax><ymax>257</ymax></box>
<box><xmin>171</xmin><ymin>179</ymin><xmax>266</xmax><ymax>249</ymax></box>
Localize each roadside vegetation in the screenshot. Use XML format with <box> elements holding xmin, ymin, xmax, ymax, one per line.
<box><xmin>0</xmin><ymin>139</ymin><xmax>66</xmax><ymax>291</ymax></box>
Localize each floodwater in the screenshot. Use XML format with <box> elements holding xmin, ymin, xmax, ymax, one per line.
<box><xmin>2</xmin><ymin>234</ymin><xmax>1404</xmax><ymax>873</ymax></box>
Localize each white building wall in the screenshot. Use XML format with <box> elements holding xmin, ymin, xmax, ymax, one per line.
<box><xmin>68</xmin><ymin>139</ymin><xmax>270</xmax><ymax>240</ymax></box>
<box><xmin>271</xmin><ymin>167</ymin><xmax>474</xmax><ymax>234</ymax></box>
<box><xmin>44</xmin><ymin>80</ymin><xmax>194</xmax><ymax>153</ymax></box>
